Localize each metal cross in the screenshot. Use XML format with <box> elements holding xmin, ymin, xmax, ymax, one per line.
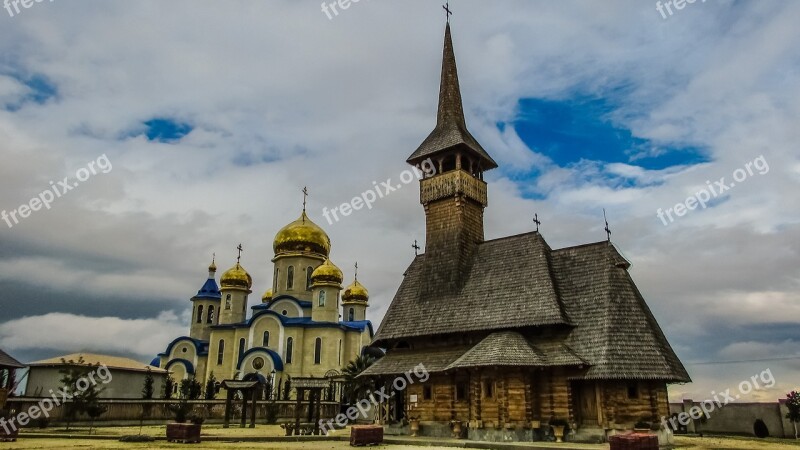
<box><xmin>443</xmin><ymin>2</ymin><xmax>452</xmax><ymax>23</ymax></box>
<box><xmin>302</xmin><ymin>186</ymin><xmax>309</xmax><ymax>212</ymax></box>
<box><xmin>533</xmin><ymin>213</ymin><xmax>541</xmax><ymax>232</ymax></box>
<box><xmin>603</xmin><ymin>209</ymin><xmax>612</xmax><ymax>243</ymax></box>
<box><xmin>236</xmin><ymin>243</ymin><xmax>244</xmax><ymax>264</ymax></box>
<box><xmin>412</xmin><ymin>240</ymin><xmax>421</xmax><ymax>256</ymax></box>
<box><xmin>354</xmin><ymin>262</ymin><xmax>359</xmax><ymax>281</ymax></box>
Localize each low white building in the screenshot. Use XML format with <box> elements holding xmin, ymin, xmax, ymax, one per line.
<box><xmin>25</xmin><ymin>353</ymin><xmax>168</xmax><ymax>399</ymax></box>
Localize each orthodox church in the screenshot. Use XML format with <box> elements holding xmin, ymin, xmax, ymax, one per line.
<box><xmin>361</xmin><ymin>21</ymin><xmax>690</xmax><ymax>442</ymax></box>
<box><xmin>155</xmin><ymin>210</ymin><xmax>374</xmax><ymax>390</ymax></box>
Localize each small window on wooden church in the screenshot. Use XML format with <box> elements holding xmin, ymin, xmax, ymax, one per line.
<box><xmin>456</xmin><ymin>383</ymin><xmax>468</xmax><ymax>402</ymax></box>
<box><xmin>287</xmin><ymin>266</ymin><xmax>294</xmax><ymax>290</ymax></box>
<box><xmin>423</xmin><ymin>385</ymin><xmax>433</xmax><ymax>400</ymax></box>
<box><xmin>627</xmin><ymin>383</ymin><xmax>639</xmax><ymax>399</ymax></box>
<box><xmin>484</xmin><ymin>380</ymin><xmax>494</xmax><ymax>398</ymax></box>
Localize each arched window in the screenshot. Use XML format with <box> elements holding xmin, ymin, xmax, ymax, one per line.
<box><xmin>262</xmin><ymin>331</ymin><xmax>270</xmax><ymax>347</ymax></box>
<box><xmin>314</xmin><ymin>337</ymin><xmax>322</xmax><ymax>364</ymax></box>
<box><xmin>287</xmin><ymin>266</ymin><xmax>294</xmax><ymax>289</ymax></box>
<box><xmin>318</xmin><ymin>290</ymin><xmax>326</xmax><ymax>307</ymax></box>
<box><xmin>196</xmin><ymin>305</ymin><xmax>204</xmax><ymax>323</ymax></box>
<box><xmin>207</xmin><ymin>305</ymin><xmax>215</xmax><ymax>324</ymax></box>
<box><xmin>238</xmin><ymin>338</ymin><xmax>246</xmax><ymax>361</ymax></box>
<box><xmin>348</xmin><ymin>307</ymin><xmax>355</xmax><ymax>322</ymax></box>
<box><xmin>225</xmin><ymin>294</ymin><xmax>232</xmax><ymax>310</ymax></box>
<box><xmin>338</xmin><ymin>339</ymin><xmax>342</xmax><ymax>365</ymax></box>
<box><xmin>217</xmin><ymin>340</ymin><xmax>225</xmax><ymax>365</ymax></box>
<box><xmin>286</xmin><ymin>337</ymin><xmax>294</xmax><ymax>364</ymax></box>
<box><xmin>274</xmin><ymin>267</ymin><xmax>279</xmax><ymax>292</ymax></box>
<box><xmin>306</xmin><ymin>267</ymin><xmax>313</xmax><ymax>290</ymax></box>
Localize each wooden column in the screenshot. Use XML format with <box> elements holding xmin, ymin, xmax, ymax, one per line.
<box><xmin>294</xmin><ymin>388</ymin><xmax>304</xmax><ymax>436</ymax></box>
<box><xmin>223</xmin><ymin>389</ymin><xmax>233</xmax><ymax>428</ymax></box>
<box><xmin>524</xmin><ymin>370</ymin><xmax>534</xmax><ymax>422</ymax></box>
<box><xmin>314</xmin><ymin>389</ymin><xmax>322</xmax><ymax>435</ymax></box>
<box><xmin>240</xmin><ymin>391</ymin><xmax>248</xmax><ymax>428</ymax></box>
<box><xmin>249</xmin><ymin>389</ymin><xmax>258</xmax><ymax>428</ymax></box>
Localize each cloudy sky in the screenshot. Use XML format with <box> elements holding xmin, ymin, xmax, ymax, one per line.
<box><xmin>0</xmin><ymin>0</ymin><xmax>798</xmax><ymax>402</ymax></box>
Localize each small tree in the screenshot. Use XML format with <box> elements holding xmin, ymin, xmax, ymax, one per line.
<box><xmin>342</xmin><ymin>355</ymin><xmax>376</xmax><ymax>404</ymax></box>
<box><xmin>786</xmin><ymin>391</ymin><xmax>800</xmax><ymax>439</ymax></box>
<box><xmin>139</xmin><ymin>368</ymin><xmax>155</xmax><ymax>434</ymax></box>
<box><xmin>168</xmin><ymin>378</ymin><xmax>202</xmax><ymax>423</ymax></box>
<box><xmin>58</xmin><ymin>357</ymin><xmax>90</xmax><ymax>431</ymax></box>
<box><xmin>162</xmin><ymin>375</ymin><xmax>175</xmax><ymax>399</ymax></box>
<box><xmin>204</xmin><ymin>372</ymin><xmax>218</xmax><ymax>417</ymax></box>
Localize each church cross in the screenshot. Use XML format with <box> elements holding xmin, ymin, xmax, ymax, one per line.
<box><xmin>533</xmin><ymin>213</ymin><xmax>541</xmax><ymax>232</ymax></box>
<box><xmin>412</xmin><ymin>240</ymin><xmax>421</xmax><ymax>256</ymax></box>
<box><xmin>443</xmin><ymin>2</ymin><xmax>452</xmax><ymax>23</ymax></box>
<box><xmin>236</xmin><ymin>243</ymin><xmax>243</xmax><ymax>264</ymax></box>
<box><xmin>603</xmin><ymin>209</ymin><xmax>612</xmax><ymax>243</ymax></box>
<box><xmin>302</xmin><ymin>186</ymin><xmax>309</xmax><ymax>213</ymax></box>
<box><xmin>354</xmin><ymin>262</ymin><xmax>359</xmax><ymax>281</ymax></box>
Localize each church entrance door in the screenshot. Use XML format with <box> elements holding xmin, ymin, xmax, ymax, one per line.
<box><xmin>573</xmin><ymin>381</ymin><xmax>599</xmax><ymax>426</ymax></box>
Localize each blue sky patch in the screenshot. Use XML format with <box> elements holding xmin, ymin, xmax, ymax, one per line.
<box><xmin>1</xmin><ymin>71</ymin><xmax>58</xmax><ymax>111</ymax></box>
<box><xmin>143</xmin><ymin>118</ymin><xmax>193</xmax><ymax>143</ymax></box>
<box><xmin>511</xmin><ymin>97</ymin><xmax>709</xmax><ymax>171</ymax></box>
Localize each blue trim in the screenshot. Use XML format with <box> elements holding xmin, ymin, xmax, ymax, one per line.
<box><xmin>252</xmin><ymin>294</ymin><xmax>312</xmax><ymax>311</ymax></box>
<box><xmin>194</xmin><ymin>277</ymin><xmax>221</xmax><ymax>300</ymax></box>
<box><xmin>165</xmin><ymin>358</ymin><xmax>195</xmax><ymax>375</ymax></box>
<box><xmin>149</xmin><ymin>356</ymin><xmax>161</xmax><ymax>368</ymax></box>
<box><xmin>237</xmin><ymin>347</ymin><xmax>284</xmax><ymax>372</ymax></box>
<box><xmin>158</xmin><ymin>336</ymin><xmax>209</xmax><ymax>357</ymax></box>
<box><xmin>212</xmin><ymin>310</ymin><xmax>373</xmax><ymax>333</ymax></box>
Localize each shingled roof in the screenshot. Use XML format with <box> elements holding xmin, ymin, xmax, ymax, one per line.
<box><xmin>406</xmin><ymin>23</ymin><xmax>498</xmax><ymax>170</ymax></box>
<box><xmin>372</xmin><ymin>233</ymin><xmax>690</xmax><ymax>383</ymax></box>
<box><xmin>0</xmin><ymin>348</ymin><xmax>24</xmax><ymax>369</ymax></box>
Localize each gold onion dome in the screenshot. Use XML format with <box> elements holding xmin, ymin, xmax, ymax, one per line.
<box><xmin>262</xmin><ymin>288</ymin><xmax>273</xmax><ymax>303</ymax></box>
<box><xmin>273</xmin><ymin>211</ymin><xmax>331</xmax><ymax>256</ymax></box>
<box><xmin>220</xmin><ymin>263</ymin><xmax>252</xmax><ymax>290</ymax></box>
<box><xmin>311</xmin><ymin>259</ymin><xmax>343</xmax><ymax>286</ymax></box>
<box><xmin>343</xmin><ymin>280</ymin><xmax>369</xmax><ymax>303</ymax></box>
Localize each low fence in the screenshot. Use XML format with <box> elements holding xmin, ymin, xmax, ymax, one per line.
<box><xmin>6</xmin><ymin>397</ymin><xmax>341</xmax><ymax>427</ymax></box>
<box><xmin>669</xmin><ymin>399</ymin><xmax>794</xmax><ymax>438</ymax></box>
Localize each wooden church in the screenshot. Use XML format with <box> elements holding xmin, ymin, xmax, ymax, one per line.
<box><xmin>361</xmin><ymin>20</ymin><xmax>690</xmax><ymax>442</ymax></box>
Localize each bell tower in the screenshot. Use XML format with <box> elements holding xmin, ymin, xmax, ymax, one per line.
<box><xmin>408</xmin><ymin>22</ymin><xmax>498</xmax><ymax>297</ymax></box>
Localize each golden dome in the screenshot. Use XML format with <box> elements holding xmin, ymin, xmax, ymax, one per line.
<box><xmin>273</xmin><ymin>211</ymin><xmax>331</xmax><ymax>257</ymax></box>
<box><xmin>311</xmin><ymin>259</ymin><xmax>343</xmax><ymax>286</ymax></box>
<box><xmin>343</xmin><ymin>280</ymin><xmax>369</xmax><ymax>303</ymax></box>
<box><xmin>261</xmin><ymin>288</ymin><xmax>273</xmax><ymax>303</ymax></box>
<box><xmin>220</xmin><ymin>263</ymin><xmax>252</xmax><ymax>290</ymax></box>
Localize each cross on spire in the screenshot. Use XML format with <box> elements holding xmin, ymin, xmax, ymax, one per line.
<box><xmin>443</xmin><ymin>2</ymin><xmax>452</xmax><ymax>23</ymax></box>
<box><xmin>412</xmin><ymin>240</ymin><xmax>421</xmax><ymax>256</ymax></box>
<box><xmin>533</xmin><ymin>213</ymin><xmax>541</xmax><ymax>232</ymax></box>
<box><xmin>603</xmin><ymin>209</ymin><xmax>612</xmax><ymax>243</ymax></box>
<box><xmin>302</xmin><ymin>186</ymin><xmax>309</xmax><ymax>213</ymax></box>
<box><xmin>354</xmin><ymin>262</ymin><xmax>359</xmax><ymax>281</ymax></box>
<box><xmin>236</xmin><ymin>243</ymin><xmax>244</xmax><ymax>264</ymax></box>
